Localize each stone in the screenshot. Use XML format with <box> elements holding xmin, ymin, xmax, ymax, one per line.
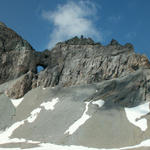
<box><xmin>36</xmin><ymin>41</ymin><xmax>150</xmax><ymax>88</ymax></box>
<box><xmin>110</xmin><ymin>39</ymin><xmax>119</xmax><ymax>45</ymax></box>
<box><xmin>0</xmin><ymin>23</ymin><xmax>37</xmax><ymax>84</ymax></box>
<box><xmin>0</xmin><ymin>24</ymin><xmax>33</xmax><ymax>52</ymax></box>
<box><xmin>5</xmin><ymin>71</ymin><xmax>37</xmax><ymax>99</ymax></box>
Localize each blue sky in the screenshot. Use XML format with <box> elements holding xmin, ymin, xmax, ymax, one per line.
<box><xmin>0</xmin><ymin>0</ymin><xmax>150</xmax><ymax>58</ymax></box>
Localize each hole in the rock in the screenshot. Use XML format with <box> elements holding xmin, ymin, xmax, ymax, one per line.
<box><xmin>37</xmin><ymin>65</ymin><xmax>45</xmax><ymax>73</ymax></box>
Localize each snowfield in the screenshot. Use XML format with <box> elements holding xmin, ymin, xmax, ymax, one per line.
<box><xmin>40</xmin><ymin>98</ymin><xmax>59</xmax><ymax>110</ymax></box>
<box><xmin>11</xmin><ymin>97</ymin><xmax>24</xmax><ymax>107</ymax></box>
<box><xmin>92</xmin><ymin>100</ymin><xmax>105</xmax><ymax>108</ymax></box>
<box><xmin>125</xmin><ymin>102</ymin><xmax>150</xmax><ymax>131</ymax></box>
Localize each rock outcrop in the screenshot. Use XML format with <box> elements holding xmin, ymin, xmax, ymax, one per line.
<box><xmin>1</xmin><ymin>22</ymin><xmax>150</xmax><ymax>150</ymax></box>
<box><xmin>0</xmin><ymin>22</ymin><xmax>33</xmax><ymax>52</ymax></box>
<box><xmin>5</xmin><ymin>71</ymin><xmax>37</xmax><ymax>99</ymax></box>
<box><xmin>0</xmin><ymin>22</ymin><xmax>36</xmax><ymax>84</ymax></box>
<box><xmin>0</xmin><ymin>22</ymin><xmax>150</xmax><ymax>107</ymax></box>
<box><xmin>36</xmin><ymin>38</ymin><xmax>150</xmax><ymax>88</ymax></box>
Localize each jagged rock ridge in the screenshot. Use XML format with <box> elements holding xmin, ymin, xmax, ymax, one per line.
<box><xmin>1</xmin><ymin>22</ymin><xmax>150</xmax><ymax>150</ymax></box>
<box><xmin>0</xmin><ymin>22</ymin><xmax>150</xmax><ymax>105</ymax></box>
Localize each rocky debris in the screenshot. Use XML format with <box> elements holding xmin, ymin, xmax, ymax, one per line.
<box><xmin>36</xmin><ymin>42</ymin><xmax>150</xmax><ymax>88</ymax></box>
<box><xmin>110</xmin><ymin>39</ymin><xmax>119</xmax><ymax>45</ymax></box>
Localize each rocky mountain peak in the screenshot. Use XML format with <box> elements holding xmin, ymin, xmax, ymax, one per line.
<box><xmin>0</xmin><ymin>21</ymin><xmax>7</xmax><ymax>27</ymax></box>
<box><xmin>0</xmin><ymin>19</ymin><xmax>150</xmax><ymax>150</ymax></box>
<box><xmin>0</xmin><ymin>23</ymin><xmax>33</xmax><ymax>52</ymax></box>
<box><xmin>56</xmin><ymin>35</ymin><xmax>99</xmax><ymax>46</ymax></box>
<box><xmin>0</xmin><ymin>22</ymin><xmax>150</xmax><ymax>106</ymax></box>
<box><xmin>110</xmin><ymin>38</ymin><xmax>119</xmax><ymax>45</ymax></box>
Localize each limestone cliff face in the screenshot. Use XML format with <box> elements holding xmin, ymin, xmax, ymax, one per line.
<box><xmin>0</xmin><ymin>22</ymin><xmax>150</xmax><ymax>107</ymax></box>
<box><xmin>0</xmin><ymin>23</ymin><xmax>36</xmax><ymax>84</ymax></box>
<box><xmin>36</xmin><ymin>38</ymin><xmax>150</xmax><ymax>87</ymax></box>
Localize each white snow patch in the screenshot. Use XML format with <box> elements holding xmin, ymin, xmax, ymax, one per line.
<box><xmin>0</xmin><ymin>106</ymin><xmax>43</xmax><ymax>144</ymax></box>
<box><xmin>40</xmin><ymin>98</ymin><xmax>59</xmax><ymax>110</ymax></box>
<box><xmin>0</xmin><ymin>121</ymin><xmax>25</xmax><ymax>144</ymax></box>
<box><xmin>92</xmin><ymin>100</ymin><xmax>105</xmax><ymax>108</ymax></box>
<box><xmin>1</xmin><ymin>139</ymin><xmax>150</xmax><ymax>150</ymax></box>
<box><xmin>11</xmin><ymin>97</ymin><xmax>24</xmax><ymax>107</ymax></box>
<box><xmin>0</xmin><ymin>142</ymin><xmax>118</xmax><ymax>150</ymax></box>
<box><xmin>125</xmin><ymin>102</ymin><xmax>150</xmax><ymax>131</ymax></box>
<box><xmin>65</xmin><ymin>102</ymin><xmax>91</xmax><ymax>135</ymax></box>
<box><xmin>27</xmin><ymin>140</ymin><xmax>40</xmax><ymax>144</ymax></box>
<box><xmin>27</xmin><ymin>108</ymin><xmax>42</xmax><ymax>123</ymax></box>
<box><xmin>43</xmin><ymin>87</ymin><xmax>46</xmax><ymax>90</ymax></box>
<box><xmin>7</xmin><ymin>138</ymin><xmax>26</xmax><ymax>143</ymax></box>
<box><xmin>1</xmin><ymin>127</ymin><xmax>150</xmax><ymax>150</ymax></box>
<box><xmin>120</xmin><ymin>139</ymin><xmax>150</xmax><ymax>150</ymax></box>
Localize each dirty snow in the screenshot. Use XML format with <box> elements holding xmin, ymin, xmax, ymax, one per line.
<box><xmin>11</xmin><ymin>97</ymin><xmax>24</xmax><ymax>107</ymax></box>
<box><xmin>125</xmin><ymin>102</ymin><xmax>150</xmax><ymax>131</ymax></box>
<box><xmin>65</xmin><ymin>102</ymin><xmax>91</xmax><ymax>135</ymax></box>
<box><xmin>40</xmin><ymin>98</ymin><xmax>59</xmax><ymax>110</ymax></box>
<box><xmin>0</xmin><ymin>139</ymin><xmax>150</xmax><ymax>150</ymax></box>
<box><xmin>92</xmin><ymin>100</ymin><xmax>105</xmax><ymax>108</ymax></box>
<box><xmin>120</xmin><ymin>139</ymin><xmax>150</xmax><ymax>150</ymax></box>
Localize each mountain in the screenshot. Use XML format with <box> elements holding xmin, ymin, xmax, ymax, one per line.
<box><xmin>0</xmin><ymin>22</ymin><xmax>150</xmax><ymax>150</ymax></box>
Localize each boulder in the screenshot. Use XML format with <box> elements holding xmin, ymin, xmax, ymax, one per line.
<box><xmin>5</xmin><ymin>71</ymin><xmax>37</xmax><ymax>99</ymax></box>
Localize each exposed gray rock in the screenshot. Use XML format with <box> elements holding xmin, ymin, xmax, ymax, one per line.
<box><xmin>0</xmin><ymin>94</ymin><xmax>15</xmax><ymax>130</ymax></box>
<box><xmin>85</xmin><ymin>69</ymin><xmax>148</xmax><ymax>107</ymax></box>
<box><xmin>37</xmin><ymin>42</ymin><xmax>150</xmax><ymax>88</ymax></box>
<box><xmin>0</xmin><ymin>22</ymin><xmax>7</xmax><ymax>27</ymax></box>
<box><xmin>0</xmin><ymin>23</ymin><xmax>37</xmax><ymax>84</ymax></box>
<box><xmin>1</xmin><ymin>22</ymin><xmax>150</xmax><ymax>149</ymax></box>
<box><xmin>0</xmin><ymin>23</ymin><xmax>33</xmax><ymax>52</ymax></box>
<box><xmin>0</xmin><ymin>22</ymin><xmax>150</xmax><ymax>106</ymax></box>
<box><xmin>5</xmin><ymin>71</ymin><xmax>37</xmax><ymax>99</ymax></box>
<box><xmin>0</xmin><ymin>50</ymin><xmax>37</xmax><ymax>84</ymax></box>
